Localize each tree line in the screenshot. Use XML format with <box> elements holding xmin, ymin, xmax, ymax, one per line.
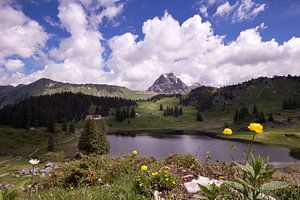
<box><xmin>115</xmin><ymin>107</ymin><xmax>136</xmax><ymax>121</ymax></box>
<box><xmin>282</xmin><ymin>99</ymin><xmax>300</xmax><ymax>110</ymax></box>
<box><xmin>233</xmin><ymin>104</ymin><xmax>274</xmax><ymax>124</ymax></box>
<box><xmin>0</xmin><ymin>92</ymin><xmax>136</xmax><ymax>129</ymax></box>
<box><xmin>160</xmin><ymin>104</ymin><xmax>183</xmax><ymax>117</ymax></box>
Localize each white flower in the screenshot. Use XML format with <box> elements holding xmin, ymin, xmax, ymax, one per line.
<box><xmin>29</xmin><ymin>159</ymin><xmax>40</xmax><ymax>165</ymax></box>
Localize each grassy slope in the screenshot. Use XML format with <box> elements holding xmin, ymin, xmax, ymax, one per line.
<box><xmin>0</xmin><ymin>78</ymin><xmax>155</xmax><ymax>107</ymax></box>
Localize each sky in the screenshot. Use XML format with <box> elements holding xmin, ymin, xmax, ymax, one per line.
<box><xmin>0</xmin><ymin>0</ymin><xmax>300</xmax><ymax>90</ymax></box>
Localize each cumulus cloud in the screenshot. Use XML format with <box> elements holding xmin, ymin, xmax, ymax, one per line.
<box><xmin>0</xmin><ymin>6</ymin><xmax>48</xmax><ymax>66</ymax></box>
<box><xmin>107</xmin><ymin>12</ymin><xmax>300</xmax><ymax>89</ymax></box>
<box><xmin>5</xmin><ymin>59</ymin><xmax>24</xmax><ymax>71</ymax></box>
<box><xmin>0</xmin><ymin>0</ymin><xmax>124</xmax><ymax>86</ymax></box>
<box><xmin>1</xmin><ymin>1</ymin><xmax>300</xmax><ymax>91</ymax></box>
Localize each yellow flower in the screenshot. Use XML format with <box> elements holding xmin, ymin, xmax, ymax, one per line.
<box><xmin>172</xmin><ymin>181</ymin><xmax>176</xmax><ymax>185</ymax></box>
<box><xmin>139</xmin><ymin>183</ymin><xmax>143</xmax><ymax>187</ymax></box>
<box><xmin>140</xmin><ymin>165</ymin><xmax>148</xmax><ymax>171</ymax></box>
<box><xmin>219</xmin><ymin>176</ymin><xmax>225</xmax><ymax>180</ymax></box>
<box><xmin>163</xmin><ymin>166</ymin><xmax>171</xmax><ymax>170</ymax></box>
<box><xmin>70</xmin><ymin>186</ymin><xmax>74</xmax><ymax>190</ymax></box>
<box><xmin>248</xmin><ymin>123</ymin><xmax>263</xmax><ymax>134</ymax></box>
<box><xmin>132</xmin><ymin>149</ymin><xmax>138</xmax><ymax>156</ymax></box>
<box><xmin>223</xmin><ymin>128</ymin><xmax>233</xmax><ymax>135</ymax></box>
<box><xmin>152</xmin><ymin>172</ymin><xmax>158</xmax><ymax>176</ymax></box>
<box><xmin>165</xmin><ymin>178</ymin><xmax>169</xmax><ymax>181</ymax></box>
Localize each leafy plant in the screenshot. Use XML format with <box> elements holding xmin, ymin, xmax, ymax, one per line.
<box><xmin>0</xmin><ymin>179</ymin><xmax>28</xmax><ymax>200</ymax></box>
<box><xmin>195</xmin><ymin>182</ymin><xmax>227</xmax><ymax>200</ymax></box>
<box><xmin>226</xmin><ymin>154</ymin><xmax>288</xmax><ymax>200</ymax></box>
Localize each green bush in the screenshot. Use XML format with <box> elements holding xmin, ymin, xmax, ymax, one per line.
<box><xmin>275</xmin><ymin>186</ymin><xmax>300</xmax><ymax>200</ymax></box>
<box><xmin>164</xmin><ymin>153</ymin><xmax>202</xmax><ymax>173</ymax></box>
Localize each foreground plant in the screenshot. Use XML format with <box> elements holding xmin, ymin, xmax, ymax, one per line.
<box><xmin>0</xmin><ymin>180</ymin><xmax>28</xmax><ymax>200</ymax></box>
<box><xmin>226</xmin><ymin>154</ymin><xmax>288</xmax><ymax>200</ymax></box>
<box><xmin>246</xmin><ymin>123</ymin><xmax>263</xmax><ymax>162</ymax></box>
<box><xmin>29</xmin><ymin>158</ymin><xmax>40</xmax><ymax>199</ymax></box>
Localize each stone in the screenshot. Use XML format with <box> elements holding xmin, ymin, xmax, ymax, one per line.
<box><xmin>184</xmin><ymin>176</ymin><xmax>223</xmax><ymax>193</ymax></box>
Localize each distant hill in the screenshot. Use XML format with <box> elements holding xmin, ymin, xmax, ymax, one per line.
<box><xmin>182</xmin><ymin>76</ymin><xmax>300</xmax><ymax>112</ymax></box>
<box><xmin>147</xmin><ymin>73</ymin><xmax>190</xmax><ymax>94</ymax></box>
<box><xmin>0</xmin><ymin>78</ymin><xmax>154</xmax><ymax>107</ymax></box>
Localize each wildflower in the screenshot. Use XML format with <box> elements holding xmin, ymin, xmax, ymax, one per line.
<box><xmin>70</xmin><ymin>186</ymin><xmax>74</xmax><ymax>190</ymax></box>
<box><xmin>132</xmin><ymin>149</ymin><xmax>138</xmax><ymax>156</ymax></box>
<box><xmin>139</xmin><ymin>183</ymin><xmax>143</xmax><ymax>187</ymax></box>
<box><xmin>172</xmin><ymin>181</ymin><xmax>176</xmax><ymax>185</ymax></box>
<box><xmin>29</xmin><ymin>159</ymin><xmax>40</xmax><ymax>165</ymax></box>
<box><xmin>163</xmin><ymin>166</ymin><xmax>170</xmax><ymax>170</ymax></box>
<box><xmin>248</xmin><ymin>123</ymin><xmax>263</xmax><ymax>134</ymax></box>
<box><xmin>165</xmin><ymin>178</ymin><xmax>169</xmax><ymax>181</ymax></box>
<box><xmin>152</xmin><ymin>172</ymin><xmax>159</xmax><ymax>176</ymax></box>
<box><xmin>219</xmin><ymin>176</ymin><xmax>225</xmax><ymax>180</ymax></box>
<box><xmin>140</xmin><ymin>165</ymin><xmax>148</xmax><ymax>171</ymax></box>
<box><xmin>223</xmin><ymin>128</ymin><xmax>233</xmax><ymax>135</ymax></box>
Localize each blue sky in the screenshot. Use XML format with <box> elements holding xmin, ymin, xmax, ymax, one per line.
<box><xmin>0</xmin><ymin>0</ymin><xmax>300</xmax><ymax>89</ymax></box>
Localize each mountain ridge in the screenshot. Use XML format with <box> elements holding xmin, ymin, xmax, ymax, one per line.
<box><xmin>0</xmin><ymin>78</ymin><xmax>154</xmax><ymax>107</ymax></box>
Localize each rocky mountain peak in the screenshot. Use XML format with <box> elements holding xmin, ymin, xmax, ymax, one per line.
<box><xmin>147</xmin><ymin>73</ymin><xmax>190</xmax><ymax>94</ymax></box>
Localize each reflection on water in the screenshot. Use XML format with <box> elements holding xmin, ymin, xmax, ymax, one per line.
<box><xmin>108</xmin><ymin>134</ymin><xmax>299</xmax><ymax>162</ymax></box>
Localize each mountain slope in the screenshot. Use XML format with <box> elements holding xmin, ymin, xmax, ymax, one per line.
<box><xmin>147</xmin><ymin>73</ymin><xmax>190</xmax><ymax>94</ymax></box>
<box><xmin>182</xmin><ymin>76</ymin><xmax>300</xmax><ymax>112</ymax></box>
<box><xmin>0</xmin><ymin>78</ymin><xmax>154</xmax><ymax>107</ymax></box>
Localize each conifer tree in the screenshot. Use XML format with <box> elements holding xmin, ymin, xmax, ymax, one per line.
<box><xmin>268</xmin><ymin>113</ymin><xmax>274</xmax><ymax>122</ymax></box>
<box><xmin>174</xmin><ymin>106</ymin><xmax>179</xmax><ymax>117</ymax></box>
<box><xmin>178</xmin><ymin>107</ymin><xmax>183</xmax><ymax>116</ymax></box>
<box><xmin>62</xmin><ymin>120</ymin><xmax>67</xmax><ymax>132</ymax></box>
<box><xmin>252</xmin><ymin>104</ymin><xmax>259</xmax><ymax>117</ymax></box>
<box><xmin>130</xmin><ymin>107</ymin><xmax>136</xmax><ymax>118</ymax></box>
<box><xmin>47</xmin><ymin>112</ymin><xmax>55</xmax><ymax>133</ymax></box>
<box><xmin>163</xmin><ymin>110</ymin><xmax>167</xmax><ymax>117</ymax></box>
<box><xmin>78</xmin><ymin>119</ymin><xmax>110</xmax><ymax>154</ymax></box>
<box><xmin>160</xmin><ymin>104</ymin><xmax>163</xmax><ymax>111</ymax></box>
<box><xmin>258</xmin><ymin>111</ymin><xmax>266</xmax><ymax>123</ymax></box>
<box><xmin>69</xmin><ymin>122</ymin><xmax>75</xmax><ymax>134</ymax></box>
<box><xmin>233</xmin><ymin>109</ymin><xmax>239</xmax><ymax>124</ymax></box>
<box><xmin>197</xmin><ymin>112</ymin><xmax>203</xmax><ymax>121</ymax></box>
<box><xmin>47</xmin><ymin>135</ymin><xmax>54</xmax><ymax>152</ymax></box>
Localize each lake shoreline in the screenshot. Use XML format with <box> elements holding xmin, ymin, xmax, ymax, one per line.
<box><xmin>108</xmin><ymin>128</ymin><xmax>300</xmax><ymax>160</ymax></box>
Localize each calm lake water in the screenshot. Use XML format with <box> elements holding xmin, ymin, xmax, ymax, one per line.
<box><xmin>108</xmin><ymin>134</ymin><xmax>299</xmax><ymax>162</ymax></box>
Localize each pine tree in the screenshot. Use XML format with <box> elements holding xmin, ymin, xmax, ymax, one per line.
<box><xmin>62</xmin><ymin>120</ymin><xmax>67</xmax><ymax>132</ymax></box>
<box><xmin>130</xmin><ymin>107</ymin><xmax>136</xmax><ymax>118</ymax></box>
<box><xmin>197</xmin><ymin>112</ymin><xmax>203</xmax><ymax>121</ymax></box>
<box><xmin>258</xmin><ymin>111</ymin><xmax>266</xmax><ymax>123</ymax></box>
<box><xmin>252</xmin><ymin>104</ymin><xmax>259</xmax><ymax>117</ymax></box>
<box><xmin>178</xmin><ymin>107</ymin><xmax>183</xmax><ymax>116</ymax></box>
<box><xmin>163</xmin><ymin>110</ymin><xmax>167</xmax><ymax>117</ymax></box>
<box><xmin>268</xmin><ymin>113</ymin><xmax>274</xmax><ymax>122</ymax></box>
<box><xmin>160</xmin><ymin>104</ymin><xmax>163</xmax><ymax>111</ymax></box>
<box><xmin>78</xmin><ymin>119</ymin><xmax>110</xmax><ymax>154</ymax></box>
<box><xmin>47</xmin><ymin>112</ymin><xmax>55</xmax><ymax>133</ymax></box>
<box><xmin>69</xmin><ymin>122</ymin><xmax>75</xmax><ymax>134</ymax></box>
<box><xmin>174</xmin><ymin>106</ymin><xmax>179</xmax><ymax>117</ymax></box>
<box><xmin>97</xmin><ymin>120</ymin><xmax>110</xmax><ymax>154</ymax></box>
<box><xmin>233</xmin><ymin>109</ymin><xmax>239</xmax><ymax>124</ymax></box>
<box><xmin>47</xmin><ymin>135</ymin><xmax>54</xmax><ymax>152</ymax></box>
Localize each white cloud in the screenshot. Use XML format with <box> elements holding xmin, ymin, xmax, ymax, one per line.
<box><xmin>0</xmin><ymin>6</ymin><xmax>48</xmax><ymax>66</ymax></box>
<box><xmin>5</xmin><ymin>59</ymin><xmax>24</xmax><ymax>71</ymax></box>
<box><xmin>0</xmin><ymin>0</ymin><xmax>124</xmax><ymax>86</ymax></box>
<box><xmin>1</xmin><ymin>2</ymin><xmax>300</xmax><ymax>92</ymax></box>
<box><xmin>198</xmin><ymin>0</ymin><xmax>266</xmax><ymax>22</ymax></box>
<box><xmin>214</xmin><ymin>1</ymin><xmax>233</xmax><ymax>17</ymax></box>
<box><xmin>233</xmin><ymin>0</ymin><xmax>266</xmax><ymax>22</ymax></box>
<box><xmin>107</xmin><ymin>13</ymin><xmax>300</xmax><ymax>90</ymax></box>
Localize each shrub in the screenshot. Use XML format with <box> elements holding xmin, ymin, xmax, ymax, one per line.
<box><xmin>164</xmin><ymin>153</ymin><xmax>202</xmax><ymax>173</ymax></box>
